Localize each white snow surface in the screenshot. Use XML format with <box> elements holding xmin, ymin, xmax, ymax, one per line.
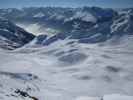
<box><xmin>33</xmin><ymin>12</ymin><xmax>45</xmax><ymax>18</ymax></box>
<box><xmin>0</xmin><ymin>35</ymin><xmax>133</xmax><ymax>100</ymax></box>
<box><xmin>66</xmin><ymin>11</ymin><xmax>97</xmax><ymax>23</ymax></box>
<box><xmin>16</xmin><ymin>23</ymin><xmax>58</xmax><ymax>36</ymax></box>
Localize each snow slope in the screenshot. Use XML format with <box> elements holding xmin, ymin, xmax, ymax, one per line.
<box><xmin>1</xmin><ymin>34</ymin><xmax>133</xmax><ymax>100</ymax></box>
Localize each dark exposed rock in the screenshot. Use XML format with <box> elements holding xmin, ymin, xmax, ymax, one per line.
<box><xmin>15</xmin><ymin>89</ymin><xmax>39</xmax><ymax>100</ymax></box>
<box><xmin>0</xmin><ymin>18</ymin><xmax>35</xmax><ymax>50</ymax></box>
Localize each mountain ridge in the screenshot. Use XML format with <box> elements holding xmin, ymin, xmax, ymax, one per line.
<box><xmin>0</xmin><ymin>17</ymin><xmax>35</xmax><ymax>50</ymax></box>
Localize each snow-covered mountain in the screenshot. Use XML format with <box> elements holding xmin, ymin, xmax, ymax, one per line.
<box><xmin>0</xmin><ymin>17</ymin><xmax>35</xmax><ymax>50</ymax></box>
<box><xmin>0</xmin><ymin>7</ymin><xmax>133</xmax><ymax>100</ymax></box>
<box><xmin>0</xmin><ymin>7</ymin><xmax>132</xmax><ymax>45</ymax></box>
<box><xmin>0</xmin><ymin>7</ymin><xmax>118</xmax><ymax>36</ymax></box>
<box><xmin>27</xmin><ymin>7</ymin><xmax>133</xmax><ymax>46</ymax></box>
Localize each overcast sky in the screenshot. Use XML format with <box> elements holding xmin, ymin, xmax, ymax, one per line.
<box><xmin>0</xmin><ymin>0</ymin><xmax>133</xmax><ymax>8</ymax></box>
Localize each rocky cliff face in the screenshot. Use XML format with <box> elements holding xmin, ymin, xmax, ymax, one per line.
<box><xmin>0</xmin><ymin>18</ymin><xmax>35</xmax><ymax>50</ymax></box>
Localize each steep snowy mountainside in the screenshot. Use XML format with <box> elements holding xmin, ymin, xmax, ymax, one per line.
<box><xmin>1</xmin><ymin>7</ymin><xmax>131</xmax><ymax>46</ymax></box>
<box><xmin>0</xmin><ymin>17</ymin><xmax>35</xmax><ymax>50</ymax></box>
<box><xmin>26</xmin><ymin>7</ymin><xmax>133</xmax><ymax>46</ymax></box>
<box><xmin>0</xmin><ymin>7</ymin><xmax>118</xmax><ymax>36</ymax></box>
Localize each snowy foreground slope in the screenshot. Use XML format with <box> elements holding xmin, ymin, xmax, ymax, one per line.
<box><xmin>1</xmin><ymin>35</ymin><xmax>133</xmax><ymax>100</ymax></box>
